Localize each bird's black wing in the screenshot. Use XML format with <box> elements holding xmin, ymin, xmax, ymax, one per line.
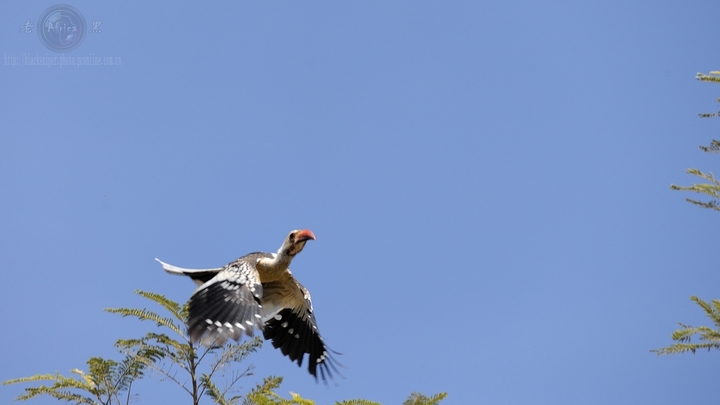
<box><xmin>187</xmin><ymin>253</ymin><xmax>269</xmax><ymax>346</ymax></box>
<box><xmin>262</xmin><ymin>277</ymin><xmax>341</xmax><ymax>383</ymax></box>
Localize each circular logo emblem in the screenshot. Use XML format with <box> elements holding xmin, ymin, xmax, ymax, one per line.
<box><xmin>37</xmin><ymin>4</ymin><xmax>86</xmax><ymax>53</ymax></box>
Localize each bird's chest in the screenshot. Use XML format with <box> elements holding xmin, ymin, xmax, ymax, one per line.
<box><xmin>255</xmin><ymin>260</ymin><xmax>291</xmax><ymax>283</ymax></box>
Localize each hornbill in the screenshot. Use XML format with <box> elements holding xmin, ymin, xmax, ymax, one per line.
<box><xmin>157</xmin><ymin>229</ymin><xmax>340</xmax><ymax>382</ymax></box>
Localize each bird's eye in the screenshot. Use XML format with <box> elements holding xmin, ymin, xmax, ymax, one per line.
<box><xmin>289</xmin><ymin>232</ymin><xmax>295</xmax><ymax>242</ymax></box>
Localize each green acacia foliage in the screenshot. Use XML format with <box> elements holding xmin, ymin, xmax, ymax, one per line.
<box><xmin>671</xmin><ymin>71</ymin><xmax>720</xmax><ymax>210</ymax></box>
<box><xmin>1</xmin><ymin>357</ymin><xmax>145</xmax><ymax>405</ymax></box>
<box><xmin>653</xmin><ymin>296</ymin><xmax>720</xmax><ymax>355</ymax></box>
<box><xmin>3</xmin><ymin>290</ymin><xmax>446</xmax><ymax>405</ymax></box>
<box><xmin>696</xmin><ymin>71</ymin><xmax>720</xmax><ymax>85</ymax></box>
<box><xmin>3</xmin><ymin>290</ymin><xmax>261</xmax><ymax>405</ymax></box>
<box><xmin>401</xmin><ymin>392</ymin><xmax>448</xmax><ymax>405</ymax></box>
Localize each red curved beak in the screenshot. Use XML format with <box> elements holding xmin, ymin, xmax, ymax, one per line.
<box><xmin>296</xmin><ymin>229</ymin><xmax>316</xmax><ymax>242</ymax></box>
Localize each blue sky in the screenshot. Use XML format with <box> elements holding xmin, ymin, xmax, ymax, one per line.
<box><xmin>1</xmin><ymin>1</ymin><xmax>719</xmax><ymax>404</ymax></box>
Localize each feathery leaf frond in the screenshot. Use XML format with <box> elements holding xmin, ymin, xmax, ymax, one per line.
<box><xmin>696</xmin><ymin>71</ymin><xmax>720</xmax><ymax>83</ymax></box>
<box><xmin>335</xmin><ymin>399</ymin><xmax>383</xmax><ymax>405</ymax></box>
<box><xmin>105</xmin><ymin>307</ymin><xmax>185</xmax><ymax>337</ymax></box>
<box><xmin>653</xmin><ymin>296</ymin><xmax>720</xmax><ymax>355</ymax></box>
<box><xmin>402</xmin><ymin>392</ymin><xmax>449</xmax><ymax>405</ymax></box>
<box><xmin>674</xmin><ymin>71</ymin><xmax>720</xmax><ymax>210</ymax></box>
<box><xmin>134</xmin><ymin>290</ymin><xmax>187</xmax><ymax>320</ymax></box>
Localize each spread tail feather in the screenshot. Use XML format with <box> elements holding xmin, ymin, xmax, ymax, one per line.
<box><xmin>156</xmin><ymin>258</ymin><xmax>223</xmax><ymax>287</ymax></box>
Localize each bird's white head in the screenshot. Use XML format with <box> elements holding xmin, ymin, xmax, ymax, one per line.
<box><xmin>279</xmin><ymin>229</ymin><xmax>316</xmax><ymax>258</ymax></box>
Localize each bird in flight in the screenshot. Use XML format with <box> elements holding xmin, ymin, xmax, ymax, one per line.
<box><xmin>157</xmin><ymin>229</ymin><xmax>340</xmax><ymax>382</ymax></box>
